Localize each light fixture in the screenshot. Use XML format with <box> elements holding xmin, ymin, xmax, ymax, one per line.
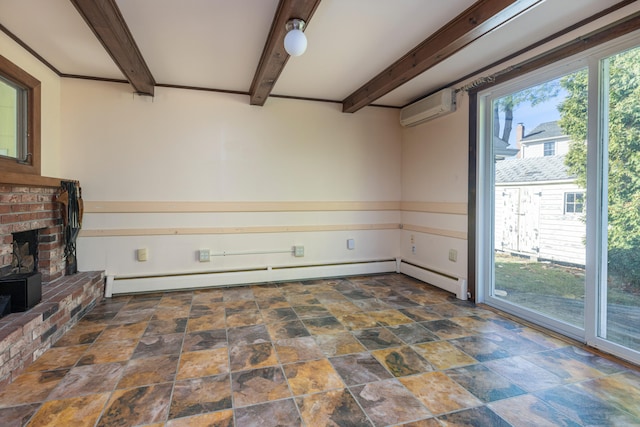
<box><xmin>284</xmin><ymin>18</ymin><xmax>307</xmax><ymax>57</ymax></box>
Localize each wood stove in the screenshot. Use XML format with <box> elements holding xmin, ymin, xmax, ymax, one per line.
<box><xmin>0</xmin><ymin>271</ymin><xmax>42</xmax><ymax>312</ymax></box>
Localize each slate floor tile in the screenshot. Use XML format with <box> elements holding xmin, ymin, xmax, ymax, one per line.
<box><xmin>170</xmin><ymin>375</ymin><xmax>231</xmax><ymax>420</ymax></box>
<box><xmin>400</xmin><ymin>371</ymin><xmax>483</xmax><ymax>416</ymax></box>
<box><xmin>30</xmin><ymin>393</ymin><xmax>110</xmax><ymax>427</ymax></box>
<box><xmin>283</xmin><ymin>358</ymin><xmax>345</xmax><ymax>396</ymax></box>
<box><xmin>329</xmin><ymin>352</ymin><xmax>394</xmax><ymax>386</ymax></box>
<box><xmin>351</xmin><ymin>379</ymin><xmax>432</xmax><ymax>426</ymax></box>
<box><xmin>234</xmin><ymin>399</ymin><xmax>301</xmax><ymax>427</ymax></box>
<box><xmin>314</xmin><ymin>332</ymin><xmax>367</xmax><ymax>356</ymax></box>
<box><xmin>446</xmin><ymin>363</ymin><xmax>526</xmax><ymax>403</ymax></box>
<box><xmin>296</xmin><ymin>388</ymin><xmax>372</xmax><ymax>426</ymax></box>
<box><xmin>3</xmin><ymin>273</ymin><xmax>639</xmax><ymax>427</ymax></box>
<box><xmin>100</xmin><ymin>383</ymin><xmax>173</xmax><ymax>426</ymax></box>
<box><xmin>353</xmin><ymin>327</ymin><xmax>404</xmax><ymax>350</ymax></box>
<box><xmin>231</xmin><ymin>366</ymin><xmax>290</xmax><ymax>407</ymax></box>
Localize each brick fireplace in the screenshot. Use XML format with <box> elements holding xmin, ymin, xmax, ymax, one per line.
<box><xmin>0</xmin><ymin>185</ymin><xmax>65</xmax><ymax>282</ymax></box>
<box><xmin>0</xmin><ymin>182</ymin><xmax>104</xmax><ymax>386</ymax></box>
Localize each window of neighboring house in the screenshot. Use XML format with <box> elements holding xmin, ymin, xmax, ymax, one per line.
<box><xmin>565</xmin><ymin>192</ymin><xmax>584</xmax><ymax>214</ymax></box>
<box><xmin>544</xmin><ymin>141</ymin><xmax>555</xmax><ymax>156</ymax></box>
<box><xmin>0</xmin><ymin>54</ymin><xmax>41</xmax><ymax>175</ymax></box>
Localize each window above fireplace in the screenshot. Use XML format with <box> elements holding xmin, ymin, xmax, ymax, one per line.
<box><xmin>0</xmin><ymin>54</ymin><xmax>41</xmax><ymax>176</ymax></box>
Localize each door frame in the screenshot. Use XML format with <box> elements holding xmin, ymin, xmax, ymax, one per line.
<box><xmin>470</xmin><ymin>30</ymin><xmax>640</xmax><ymax>364</ymax></box>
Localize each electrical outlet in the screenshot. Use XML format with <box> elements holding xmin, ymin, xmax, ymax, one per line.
<box><xmin>293</xmin><ymin>245</ymin><xmax>304</xmax><ymax>257</ymax></box>
<box><xmin>411</xmin><ymin>245</ymin><xmax>416</xmax><ymax>255</ymax></box>
<box><xmin>449</xmin><ymin>249</ymin><xmax>458</xmax><ymax>262</ymax></box>
<box><xmin>199</xmin><ymin>249</ymin><xmax>210</xmax><ymax>262</ymax></box>
<box><xmin>136</xmin><ymin>248</ymin><xmax>148</xmax><ymax>262</ymax></box>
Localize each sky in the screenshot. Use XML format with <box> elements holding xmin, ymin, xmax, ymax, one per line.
<box><xmin>496</xmin><ymin>78</ymin><xmax>568</xmax><ymax>146</ymax></box>
<box><xmin>510</xmin><ymin>96</ymin><xmax>563</xmax><ymax>144</ymax></box>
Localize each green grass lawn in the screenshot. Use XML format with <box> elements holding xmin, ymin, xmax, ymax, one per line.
<box><xmin>494</xmin><ymin>253</ymin><xmax>639</xmax><ymax>306</ymax></box>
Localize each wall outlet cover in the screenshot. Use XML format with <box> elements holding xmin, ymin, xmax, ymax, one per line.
<box><xmin>199</xmin><ymin>249</ymin><xmax>211</xmax><ymax>262</ymax></box>
<box><xmin>136</xmin><ymin>248</ymin><xmax>148</xmax><ymax>262</ymax></box>
<box><xmin>294</xmin><ymin>246</ymin><xmax>304</xmax><ymax>257</ymax></box>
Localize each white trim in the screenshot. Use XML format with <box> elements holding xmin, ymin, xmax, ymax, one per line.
<box><xmin>496</xmin><ymin>179</ymin><xmax>575</xmax><ymax>187</ymax></box>
<box><xmin>105</xmin><ymin>274</ymin><xmax>115</xmax><ymax>298</ymax></box>
<box><xmin>400</xmin><ymin>261</ymin><xmax>467</xmax><ymax>300</ymax></box>
<box><xmin>109</xmin><ymin>260</ymin><xmax>396</xmax><ymax>295</ymax></box>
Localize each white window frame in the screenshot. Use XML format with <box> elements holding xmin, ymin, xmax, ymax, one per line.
<box><xmin>543</xmin><ymin>141</ymin><xmax>555</xmax><ymax>156</ymax></box>
<box><xmin>564</xmin><ymin>192</ymin><xmax>585</xmax><ymax>214</ymax></box>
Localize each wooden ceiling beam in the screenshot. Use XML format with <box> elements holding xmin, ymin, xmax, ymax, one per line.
<box><xmin>70</xmin><ymin>0</ymin><xmax>155</xmax><ymax>96</ymax></box>
<box><xmin>250</xmin><ymin>0</ymin><xmax>322</xmax><ymax>106</ymax></box>
<box><xmin>342</xmin><ymin>0</ymin><xmax>543</xmax><ymax>113</ymax></box>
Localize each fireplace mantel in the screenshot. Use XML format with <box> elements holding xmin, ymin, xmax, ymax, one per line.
<box><xmin>0</xmin><ymin>171</ymin><xmax>67</xmax><ymax>188</ymax></box>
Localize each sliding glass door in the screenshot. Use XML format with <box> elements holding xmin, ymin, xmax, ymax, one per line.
<box><xmin>478</xmin><ymin>36</ymin><xmax>640</xmax><ymax>364</ymax></box>
<box><xmin>599</xmin><ymin>46</ymin><xmax>640</xmax><ymax>356</ymax></box>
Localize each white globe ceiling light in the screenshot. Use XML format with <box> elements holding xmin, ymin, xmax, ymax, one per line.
<box><xmin>284</xmin><ymin>19</ymin><xmax>307</xmax><ymax>57</ymax></box>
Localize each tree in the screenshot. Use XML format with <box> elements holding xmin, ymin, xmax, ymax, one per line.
<box><xmin>493</xmin><ymin>81</ymin><xmax>561</xmax><ymax>145</ymax></box>
<box><xmin>561</xmin><ymin>47</ymin><xmax>640</xmax><ymax>288</ymax></box>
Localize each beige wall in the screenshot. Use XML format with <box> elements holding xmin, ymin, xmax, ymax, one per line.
<box><xmin>59</xmin><ymin>79</ymin><xmax>402</xmax><ymax>285</ymax></box>
<box><xmin>400</xmin><ymin>99</ymin><xmax>469</xmax><ymax>283</ymax></box>
<box><xmin>0</xmin><ymin>32</ymin><xmax>62</xmax><ymax>177</ymax></box>
<box><xmin>60</xmin><ymin>80</ymin><xmax>402</xmax><ymax>202</ymax></box>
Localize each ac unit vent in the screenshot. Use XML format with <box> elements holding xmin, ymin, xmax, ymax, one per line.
<box><xmin>400</xmin><ymin>88</ymin><xmax>457</xmax><ymax>127</ymax></box>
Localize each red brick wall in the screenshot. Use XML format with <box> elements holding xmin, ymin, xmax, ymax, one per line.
<box><xmin>0</xmin><ymin>271</ymin><xmax>105</xmax><ymax>386</ymax></box>
<box><xmin>0</xmin><ymin>184</ymin><xmax>105</xmax><ymax>387</ymax></box>
<box><xmin>0</xmin><ymin>184</ymin><xmax>65</xmax><ymax>282</ymax></box>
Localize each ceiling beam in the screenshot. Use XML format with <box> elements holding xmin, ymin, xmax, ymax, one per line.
<box><xmin>250</xmin><ymin>0</ymin><xmax>322</xmax><ymax>106</ymax></box>
<box><xmin>342</xmin><ymin>0</ymin><xmax>543</xmax><ymax>113</ymax></box>
<box><xmin>70</xmin><ymin>0</ymin><xmax>155</xmax><ymax>96</ymax></box>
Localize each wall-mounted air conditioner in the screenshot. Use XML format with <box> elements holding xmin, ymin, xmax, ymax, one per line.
<box><xmin>400</xmin><ymin>87</ymin><xmax>457</xmax><ymax>127</ymax></box>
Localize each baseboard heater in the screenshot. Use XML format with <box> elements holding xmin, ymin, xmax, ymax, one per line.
<box><xmin>400</xmin><ymin>261</ymin><xmax>467</xmax><ymax>300</ymax></box>
<box><xmin>106</xmin><ymin>259</ymin><xmax>397</xmax><ymax>296</ymax></box>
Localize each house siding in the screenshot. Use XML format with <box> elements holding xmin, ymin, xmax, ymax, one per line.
<box><xmin>495</xmin><ymin>182</ymin><xmax>585</xmax><ymax>266</ymax></box>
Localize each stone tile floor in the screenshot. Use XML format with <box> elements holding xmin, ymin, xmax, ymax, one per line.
<box><xmin>0</xmin><ymin>273</ymin><xmax>639</xmax><ymax>426</ymax></box>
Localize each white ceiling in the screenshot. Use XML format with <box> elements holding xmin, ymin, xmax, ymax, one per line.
<box><xmin>0</xmin><ymin>0</ymin><xmax>634</xmax><ymax>108</ymax></box>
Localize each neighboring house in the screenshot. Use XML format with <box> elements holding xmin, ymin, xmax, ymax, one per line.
<box><xmin>517</xmin><ymin>121</ymin><xmax>571</xmax><ymax>158</ymax></box>
<box><xmin>493</xmin><ymin>136</ymin><xmax>519</xmax><ymax>159</ymax></box>
<box><xmin>494</xmin><ymin>121</ymin><xmax>586</xmax><ymax>266</ymax></box>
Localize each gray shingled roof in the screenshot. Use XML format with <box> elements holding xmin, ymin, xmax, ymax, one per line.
<box><xmin>521</xmin><ymin>121</ymin><xmax>564</xmax><ymax>142</ymax></box>
<box><xmin>493</xmin><ymin>136</ymin><xmax>519</xmax><ymax>157</ymax></box>
<box><xmin>495</xmin><ymin>155</ymin><xmax>575</xmax><ymax>183</ymax></box>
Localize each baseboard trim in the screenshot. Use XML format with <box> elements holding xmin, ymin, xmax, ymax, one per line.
<box><xmin>400</xmin><ymin>261</ymin><xmax>467</xmax><ymax>300</ymax></box>
<box><xmin>108</xmin><ymin>260</ymin><xmax>397</xmax><ymax>295</ymax></box>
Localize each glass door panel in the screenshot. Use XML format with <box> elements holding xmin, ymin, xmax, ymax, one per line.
<box><xmin>491</xmin><ymin>71</ymin><xmax>588</xmax><ymax>331</ymax></box>
<box><xmin>601</xmin><ymin>46</ymin><xmax>640</xmax><ymax>352</ymax></box>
